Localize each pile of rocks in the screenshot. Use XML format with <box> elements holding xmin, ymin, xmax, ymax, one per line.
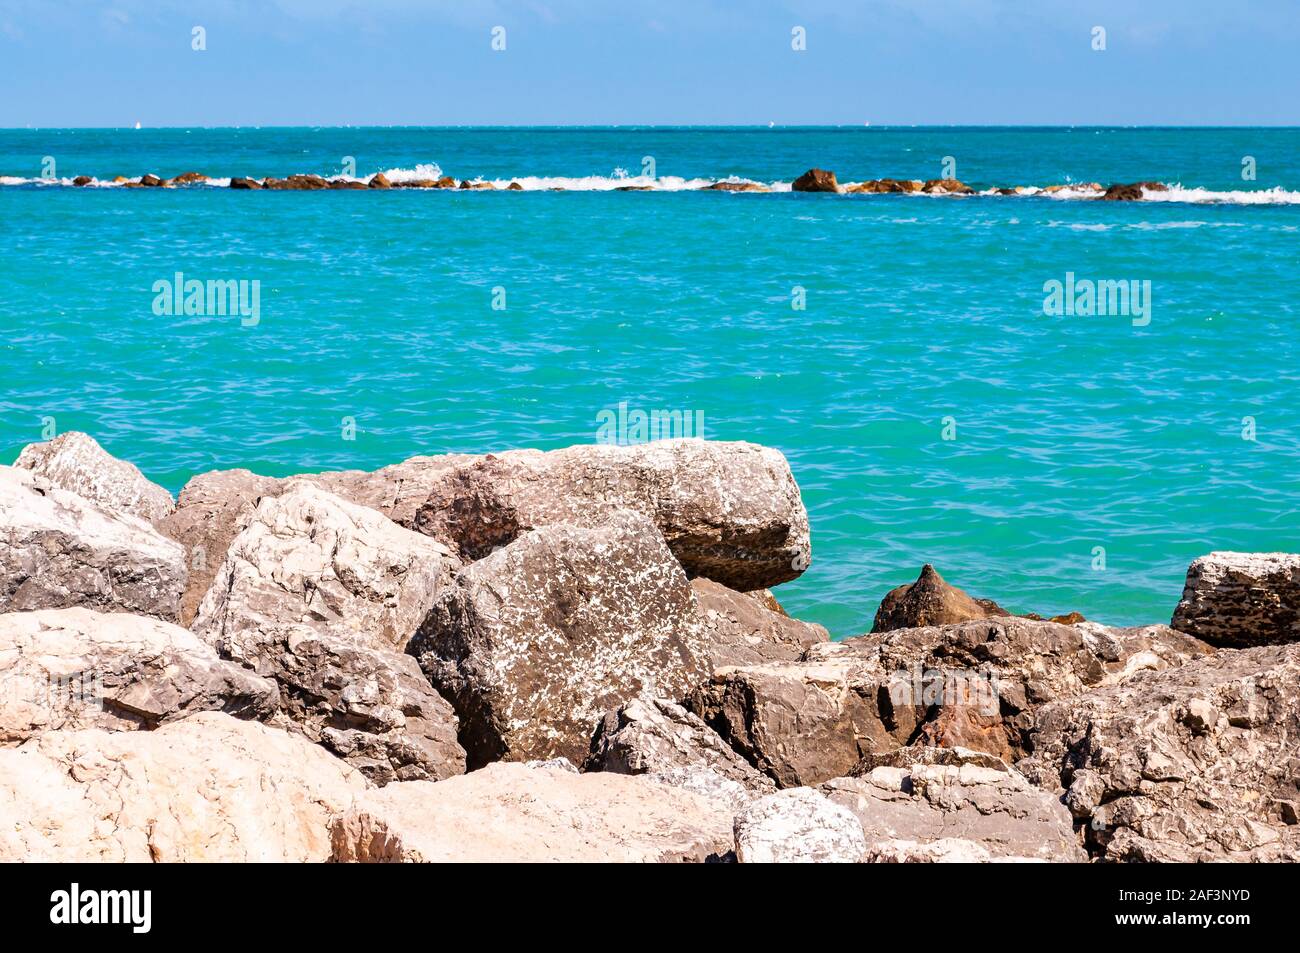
<box><xmin>1</xmin><ymin>431</ymin><xmax>1295</xmax><ymax>862</ymax></box>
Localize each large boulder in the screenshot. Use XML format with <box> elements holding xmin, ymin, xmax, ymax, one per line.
<box><xmin>225</xmin><ymin>622</ymin><xmax>464</xmax><ymax>785</ymax></box>
<box><xmin>584</xmin><ymin>697</ymin><xmax>775</xmax><ymax>800</ymax></box>
<box><xmin>160</xmin><ymin>454</ymin><xmax>474</xmax><ymax>624</ymax></box>
<box><xmin>331</xmin><ymin>761</ymin><xmax>732</xmax><ymax>862</ymax></box>
<box><xmin>14</xmin><ymin>432</ymin><xmax>174</xmax><ymax>523</ymax></box>
<box><xmin>0</xmin><ymin>608</ymin><xmax>277</xmax><ymax>742</ymax></box>
<box><xmin>692</xmin><ymin>577</ymin><xmax>828</xmax><ymax>667</ymax></box>
<box><xmin>733</xmin><ymin>788</ymin><xmax>867</xmax><ymax>862</ymax></box>
<box><xmin>409</xmin><ymin>511</ymin><xmax>710</xmax><ymax>767</ymax></box>
<box><xmin>191</xmin><ymin>480</ymin><xmax>458</xmax><ymax>652</ymax></box>
<box><xmin>0</xmin><ymin>712</ymin><xmax>366</xmax><ymax>861</ymax></box>
<box><xmin>688</xmin><ymin>617</ymin><xmax>1212</xmax><ymax>786</ymax></box>
<box><xmin>791</xmin><ymin>169</ymin><xmax>840</xmax><ymax>193</ymax></box>
<box><xmin>1171</xmin><ymin>552</ymin><xmax>1300</xmax><ymax>647</ymax></box>
<box><xmin>0</xmin><ymin>466</ymin><xmax>185</xmax><ymax>621</ymax></box>
<box><xmin>1020</xmin><ymin>644</ymin><xmax>1300</xmax><ymax>862</ymax></box>
<box><xmin>822</xmin><ymin>747</ymin><xmax>1084</xmax><ymax>862</ymax></box>
<box><xmin>413</xmin><ymin>439</ymin><xmax>811</xmax><ymax>591</ymax></box>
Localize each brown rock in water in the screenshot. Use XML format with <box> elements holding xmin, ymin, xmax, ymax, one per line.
<box><xmin>331</xmin><ymin>761</ymin><xmax>733</xmax><ymax>862</ymax></box>
<box><xmin>191</xmin><ymin>480</ymin><xmax>458</xmax><ymax>654</ymax></box>
<box><xmin>458</xmin><ymin>180</ymin><xmax>496</xmax><ymax>190</ymax></box>
<box><xmin>408</xmin><ymin>511</ymin><xmax>710</xmax><ymax>768</ymax></box>
<box><xmin>584</xmin><ymin>697</ymin><xmax>776</xmax><ymax>800</ymax></box>
<box><xmin>367</xmin><ymin>172</ymin><xmax>392</xmax><ymax>189</ymax></box>
<box><xmin>15</xmin><ymin>431</ymin><xmax>174</xmax><ymax>524</ymax></box>
<box><xmin>111</xmin><ymin>175</ymin><xmax>129</xmax><ymax>183</ymax></box>
<box><xmin>1171</xmin><ymin>551</ymin><xmax>1300</xmax><ymax>647</ymax></box>
<box><xmin>0</xmin><ymin>607</ymin><xmax>278</xmax><ymax>741</ymax></box>
<box><xmin>263</xmin><ymin>174</ymin><xmax>328</xmax><ymax>191</ymax></box>
<box><xmin>872</xmin><ymin>564</ymin><xmax>1009</xmax><ymax>632</ymax></box>
<box><xmin>170</xmin><ymin>171</ymin><xmax>208</xmax><ymax>185</ymax></box>
<box><xmin>703</xmin><ymin>181</ymin><xmax>770</xmax><ymax>192</ymax></box>
<box><xmin>688</xmin><ymin>617</ymin><xmax>1213</xmax><ymax>786</ymax></box>
<box><xmin>329</xmin><ymin>179</ymin><xmax>368</xmax><ymax>189</ymax></box>
<box><xmin>1020</xmin><ymin>643</ymin><xmax>1300</xmax><ymax>862</ymax></box>
<box><xmin>433</xmin><ymin>176</ymin><xmax>457</xmax><ymax>188</ymax></box>
<box><xmin>844</xmin><ymin>178</ymin><xmax>922</xmax><ymax>194</ymax></box>
<box><xmin>139</xmin><ymin>174</ymin><xmax>163</xmax><ymax>187</ymax></box>
<box><xmin>229</xmin><ymin>177</ymin><xmax>262</xmax><ymax>189</ymax></box>
<box><xmin>922</xmin><ymin>178</ymin><xmax>974</xmax><ymax>194</ymax></box>
<box><xmin>692</xmin><ymin>577</ymin><xmax>828</xmax><ymax>668</ymax></box>
<box><xmin>0</xmin><ymin>466</ymin><xmax>185</xmax><ymax>622</ymax></box>
<box><xmin>392</xmin><ymin>179</ymin><xmax>441</xmax><ymax>188</ymax></box>
<box><xmin>72</xmin><ymin>175</ymin><xmax>92</xmax><ymax>187</ymax></box>
<box><xmin>822</xmin><ymin>746</ymin><xmax>1085</xmax><ymax>862</ymax></box>
<box><xmin>0</xmin><ymin>713</ymin><xmax>366</xmax><ymax>862</ymax></box>
<box><xmin>506</xmin><ymin>181</ymin><xmax>524</xmax><ymax>190</ymax></box>
<box><xmin>616</xmin><ymin>185</ymin><xmax>655</xmax><ymax>191</ymax></box>
<box><xmin>791</xmin><ymin>168</ymin><xmax>840</xmax><ymax>193</ymax></box>
<box><xmin>1102</xmin><ymin>183</ymin><xmax>1145</xmax><ymax>201</ymax></box>
<box><xmin>412</xmin><ymin>439</ymin><xmax>812</xmax><ymax>591</ymax></box>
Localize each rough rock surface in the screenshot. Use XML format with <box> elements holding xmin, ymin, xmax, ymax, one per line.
<box><xmin>0</xmin><ymin>608</ymin><xmax>277</xmax><ymax>741</ymax></box>
<box><xmin>15</xmin><ymin>431</ymin><xmax>174</xmax><ymax>523</ymax></box>
<box><xmin>692</xmin><ymin>577</ymin><xmax>828</xmax><ymax>667</ymax></box>
<box><xmin>1171</xmin><ymin>551</ymin><xmax>1300</xmax><ymax>647</ymax></box>
<box><xmin>161</xmin><ymin>454</ymin><xmax>473</xmax><ymax>624</ymax></box>
<box><xmin>821</xmin><ymin>746</ymin><xmax>1084</xmax><ymax>862</ymax></box>
<box><xmin>192</xmin><ymin>480</ymin><xmax>458</xmax><ymax>653</ymax></box>
<box><xmin>1020</xmin><ymin>644</ymin><xmax>1300</xmax><ymax>862</ymax></box>
<box><xmin>733</xmin><ymin>788</ymin><xmax>867</xmax><ymax>862</ymax></box>
<box><xmin>224</xmin><ymin>622</ymin><xmax>464</xmax><ymax>785</ymax></box>
<box><xmin>872</xmin><ymin>564</ymin><xmax>1011</xmax><ymax>632</ymax></box>
<box><xmin>410</xmin><ymin>512</ymin><xmax>710</xmax><ymax>767</ymax></box>
<box><xmin>689</xmin><ymin>617</ymin><xmax>1212</xmax><ymax>786</ymax></box>
<box><xmin>331</xmin><ymin>761</ymin><xmax>732</xmax><ymax>862</ymax></box>
<box><xmin>413</xmin><ymin>439</ymin><xmax>811</xmax><ymax>591</ymax></box>
<box><xmin>0</xmin><ymin>712</ymin><xmax>366</xmax><ymax>862</ymax></box>
<box><xmin>791</xmin><ymin>168</ymin><xmax>840</xmax><ymax>193</ymax></box>
<box><xmin>0</xmin><ymin>465</ymin><xmax>185</xmax><ymax>621</ymax></box>
<box><xmin>584</xmin><ymin>697</ymin><xmax>775</xmax><ymax>798</ymax></box>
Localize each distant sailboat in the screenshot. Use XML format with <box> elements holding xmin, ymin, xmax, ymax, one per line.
<box><xmin>134</xmin><ymin>121</ymin><xmax>142</xmax><ymax>129</ymax></box>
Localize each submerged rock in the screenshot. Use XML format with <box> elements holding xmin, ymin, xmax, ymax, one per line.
<box><xmin>703</xmin><ymin>181</ymin><xmax>770</xmax><ymax>192</ymax></box>
<box><xmin>1102</xmin><ymin>183</ymin><xmax>1145</xmax><ymax>201</ymax></box>
<box><xmin>331</xmin><ymin>761</ymin><xmax>732</xmax><ymax>862</ymax></box>
<box><xmin>229</xmin><ymin>177</ymin><xmax>262</xmax><ymax>190</ymax></box>
<box><xmin>791</xmin><ymin>168</ymin><xmax>840</xmax><ymax>193</ymax></box>
<box><xmin>844</xmin><ymin>178</ymin><xmax>923</xmax><ymax>194</ymax></box>
<box><xmin>72</xmin><ymin>175</ymin><xmax>92</xmax><ymax>186</ymax></box>
<box><xmin>15</xmin><ymin>431</ymin><xmax>174</xmax><ymax>524</ymax></box>
<box><xmin>0</xmin><ymin>466</ymin><xmax>185</xmax><ymax>621</ymax></box>
<box><xmin>1020</xmin><ymin>643</ymin><xmax>1300</xmax><ymax>862</ymax></box>
<box><xmin>410</xmin><ymin>511</ymin><xmax>710</xmax><ymax>767</ymax></box>
<box><xmin>0</xmin><ymin>712</ymin><xmax>366</xmax><ymax>862</ymax></box>
<box><xmin>0</xmin><ymin>607</ymin><xmax>277</xmax><ymax>741</ymax></box>
<box><xmin>921</xmin><ymin>178</ymin><xmax>974</xmax><ymax>194</ymax></box>
<box><xmin>412</xmin><ymin>439</ymin><xmax>811</xmax><ymax>591</ymax></box>
<box><xmin>1171</xmin><ymin>551</ymin><xmax>1300</xmax><ymax>647</ymax></box>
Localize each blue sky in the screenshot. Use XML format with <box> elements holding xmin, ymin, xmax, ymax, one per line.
<box><xmin>2</xmin><ymin>0</ymin><xmax>1297</xmax><ymax>126</ymax></box>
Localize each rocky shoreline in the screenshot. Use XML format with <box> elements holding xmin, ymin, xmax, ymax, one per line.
<box><xmin>12</xmin><ymin>167</ymin><xmax>1176</xmax><ymax>200</ymax></box>
<box><xmin>1</xmin><ymin>431</ymin><xmax>1296</xmax><ymax>862</ymax></box>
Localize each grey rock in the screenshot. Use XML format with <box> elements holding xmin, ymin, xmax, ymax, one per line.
<box><xmin>0</xmin><ymin>465</ymin><xmax>185</xmax><ymax>621</ymax></box>
<box><xmin>225</xmin><ymin>623</ymin><xmax>464</xmax><ymax>786</ymax></box>
<box><xmin>331</xmin><ymin>762</ymin><xmax>733</xmax><ymax>862</ymax></box>
<box><xmin>409</xmin><ymin>511</ymin><xmax>711</xmax><ymax>767</ymax></box>
<box><xmin>584</xmin><ymin>697</ymin><xmax>775</xmax><ymax>796</ymax></box>
<box><xmin>15</xmin><ymin>431</ymin><xmax>174</xmax><ymax>524</ymax></box>
<box><xmin>412</xmin><ymin>439</ymin><xmax>811</xmax><ymax>591</ymax></box>
<box><xmin>0</xmin><ymin>607</ymin><xmax>277</xmax><ymax>741</ymax></box>
<box><xmin>692</xmin><ymin>577</ymin><xmax>828</xmax><ymax>667</ymax></box>
<box><xmin>1172</xmin><ymin>551</ymin><xmax>1300</xmax><ymax>647</ymax></box>
<box><xmin>734</xmin><ymin>788</ymin><xmax>867</xmax><ymax>863</ymax></box>
<box><xmin>192</xmin><ymin>480</ymin><xmax>458</xmax><ymax>653</ymax></box>
<box><xmin>821</xmin><ymin>747</ymin><xmax>1085</xmax><ymax>862</ymax></box>
<box><xmin>1020</xmin><ymin>643</ymin><xmax>1300</xmax><ymax>862</ymax></box>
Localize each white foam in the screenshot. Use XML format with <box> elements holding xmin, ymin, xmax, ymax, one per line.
<box><xmin>1143</xmin><ymin>185</ymin><xmax>1300</xmax><ymax>205</ymax></box>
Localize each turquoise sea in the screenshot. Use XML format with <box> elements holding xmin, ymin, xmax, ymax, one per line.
<box><xmin>2</xmin><ymin>127</ymin><xmax>1298</xmax><ymax>636</ymax></box>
